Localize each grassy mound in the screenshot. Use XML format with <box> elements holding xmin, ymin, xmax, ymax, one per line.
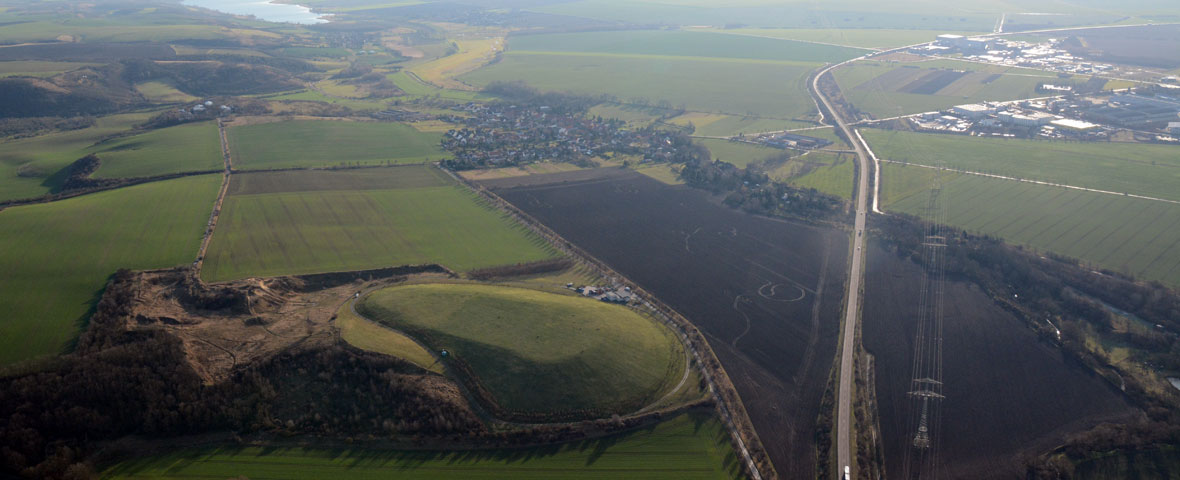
<box><xmin>357</xmin><ymin>283</ymin><xmax>684</xmax><ymax>420</ymax></box>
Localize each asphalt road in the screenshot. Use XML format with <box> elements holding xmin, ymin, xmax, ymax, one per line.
<box><xmin>810</xmin><ymin>55</ymin><xmax>872</xmax><ymax>479</ymax></box>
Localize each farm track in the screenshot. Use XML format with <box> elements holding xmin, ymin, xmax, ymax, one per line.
<box><xmin>195</xmin><ymin>118</ymin><xmax>233</xmax><ymax>271</ymax></box>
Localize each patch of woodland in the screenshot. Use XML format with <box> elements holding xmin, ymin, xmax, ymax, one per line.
<box><xmin>467</xmin><ymin>258</ymin><xmax>573</xmax><ymax>281</ymax></box>
<box><xmin>279</xmin><ymin>264</ymin><xmax>455</xmax><ymax>293</ymax></box>
<box><xmin>482</xmin><ymin>80</ymin><xmax>611</xmax><ymax>114</ymax></box>
<box><xmin>173</xmin><ymin>54</ymin><xmax>319</xmax><ymax>76</ymax></box>
<box><xmin>332</xmin><ymin>63</ymin><xmax>402</xmax><ymax>98</ymax></box>
<box><xmin>0</xmin><ymin>266</ymin><xmax>712</xmax><ymax>479</ymax></box>
<box><xmin>870</xmin><ymin>214</ymin><xmax>1180</xmax><ymax>477</ymax></box>
<box><xmin>0</xmin><ymin>116</ymin><xmax>94</xmax><ymax>140</ymax></box>
<box><xmin>0</xmin><ymin>154</ymin><xmax>222</xmax><ymax>210</ymax></box>
<box><xmin>0</xmin><ymin>269</ymin><xmax>483</xmax><ymax>479</ymax></box>
<box><xmin>119</xmin><ymin>59</ymin><xmax>302</xmax><ymax>98</ymax></box>
<box><xmin>680</xmin><ymin>153</ymin><xmax>847</xmax><ymax>223</ymax></box>
<box><xmin>0</xmin><ymin>43</ymin><xmax>176</xmax><ymax>62</ymax></box>
<box><xmin>141</xmin><ymin>97</ymin><xmax>270</xmax><ymax>129</ymax></box>
<box><xmin>0</xmin><ymin>70</ymin><xmax>136</xmax><ymax>118</ymax></box>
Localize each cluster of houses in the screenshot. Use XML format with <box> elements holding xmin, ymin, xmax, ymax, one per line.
<box><xmin>568</xmin><ymin>283</ymin><xmax>635</xmax><ymax>304</ymax></box>
<box><xmin>439</xmin><ymin>102</ymin><xmax>698</xmax><ymax>169</ymax></box>
<box><xmin>178</xmin><ymin>100</ymin><xmax>232</xmax><ymax>116</ymax></box>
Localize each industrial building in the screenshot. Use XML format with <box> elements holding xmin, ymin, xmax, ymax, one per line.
<box><xmin>1049</xmin><ymin>119</ymin><xmax>1100</xmax><ymax>132</ymax></box>
<box><xmin>951</xmin><ymin>103</ymin><xmax>995</xmax><ymax>119</ymax></box>
<box><xmin>998</xmin><ymin>111</ymin><xmax>1055</xmax><ymax>127</ymax></box>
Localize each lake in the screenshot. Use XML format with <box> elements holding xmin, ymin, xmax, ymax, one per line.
<box><xmin>182</xmin><ymin>0</ymin><xmax>327</xmax><ymax>24</ymax></box>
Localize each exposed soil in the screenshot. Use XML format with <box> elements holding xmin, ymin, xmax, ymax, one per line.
<box><xmin>483</xmin><ymin>168</ymin><xmax>849</xmax><ymax>477</ymax></box>
<box><xmin>862</xmin><ymin>242</ymin><xmax>1138</xmax><ymax>479</ymax></box>
<box><xmin>119</xmin><ymin>265</ymin><xmax>452</xmax><ymax>383</ymax></box>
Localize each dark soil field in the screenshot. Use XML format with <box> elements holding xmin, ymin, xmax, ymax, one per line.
<box><xmin>484</xmin><ymin>168</ymin><xmax>849</xmax><ymax>477</ymax></box>
<box><xmin>862</xmin><ymin>242</ymin><xmax>1137</xmax><ymax>479</ymax></box>
<box><xmin>1057</xmin><ymin>24</ymin><xmax>1180</xmax><ymax>69</ymax></box>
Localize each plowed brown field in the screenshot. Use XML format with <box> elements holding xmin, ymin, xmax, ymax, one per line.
<box><xmin>484</xmin><ymin>169</ymin><xmax>849</xmax><ymax>477</ymax></box>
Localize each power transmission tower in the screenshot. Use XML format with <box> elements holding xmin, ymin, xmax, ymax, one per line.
<box><xmin>902</xmin><ymin>178</ymin><xmax>947</xmax><ymax>480</ymax></box>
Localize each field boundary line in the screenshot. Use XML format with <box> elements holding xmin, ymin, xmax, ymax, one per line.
<box><xmin>441</xmin><ymin>165</ymin><xmax>772</xmax><ymax>480</ymax></box>
<box><xmin>700</xmin><ymin>29</ymin><xmax>880</xmax><ymax>52</ymax></box>
<box><xmin>195</xmin><ymin>118</ymin><xmax>234</xmax><ymax>272</ymax></box>
<box><xmin>879</xmin><ymin>159</ymin><xmax>1180</xmax><ymax>205</ymax></box>
<box><xmin>505</xmin><ymin>49</ymin><xmax>823</xmax><ymax>67</ymax></box>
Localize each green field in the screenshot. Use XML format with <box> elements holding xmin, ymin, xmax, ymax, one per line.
<box><xmin>530</xmin><ymin>0</ymin><xmax>1006</xmax><ymax>30</ymax></box>
<box><xmin>773</xmin><ymin>150</ymin><xmax>855</xmax><ymax>200</ymax></box>
<box><xmin>833</xmin><ymin>59</ymin><xmax>1059</xmax><ymax>118</ymax></box>
<box><xmin>227</xmin><ymin>120</ymin><xmax>448</xmax><ymax>170</ymax></box>
<box><xmin>692</xmin><ymin>116</ymin><xmax>807</xmax><ymax>137</ymax></box>
<box><xmin>881</xmin><ymin>164</ymin><xmax>1180</xmax><ymax>287</ymax></box>
<box><xmin>336</xmin><ymin>300</ymin><xmax>444</xmax><ymax>374</ymax></box>
<box><xmin>134</xmin><ymin>81</ymin><xmax>198</xmax><ymax>103</ymax></box>
<box><xmin>464</xmin><ymin>53</ymin><xmax>819</xmax><ymax>119</ymax></box>
<box><xmin>713</xmin><ymin>28</ymin><xmax>960</xmax><ymax>49</ymax></box>
<box><xmin>0</xmin><ymin>175</ymin><xmax>220</xmax><ymax>366</ymax></box>
<box><xmin>358</xmin><ymin>283</ymin><xmax>684</xmax><ymax>417</ymax></box>
<box><xmin>697</xmin><ymin>138</ymin><xmax>781</xmax><ymax>168</ymax></box>
<box><xmin>387</xmin><ymin>71</ymin><xmax>491</xmax><ymax>102</ymax></box>
<box><xmin>862</xmin><ymin>129</ymin><xmax>1180</xmax><ymax>201</ymax></box>
<box><xmin>91</xmin><ymin>122</ymin><xmax>223</xmax><ymax>178</ymax></box>
<box><xmin>261</xmin><ymin>89</ymin><xmax>392</xmax><ymax>111</ymax></box>
<box><xmin>0</xmin><ymin>60</ymin><xmax>100</xmax><ymax>77</ymax></box>
<box><xmin>634</xmin><ymin>163</ymin><xmax>684</xmax><ymax>185</ymax></box>
<box><xmin>505</xmin><ymin>30</ymin><xmax>865</xmax><ymax>64</ymax></box>
<box><xmin>201</xmin><ymin>166</ymin><xmax>557</xmax><ymax>282</ymax></box>
<box><xmin>0</xmin><ymin>113</ymin><xmax>152</xmax><ymax>201</ymax></box>
<box><xmin>101</xmin><ymin>413</ymin><xmax>741</xmax><ymax>479</ymax></box>
<box><xmin>461</xmin><ymin>29</ymin><xmax>853</xmax><ymax>120</ymax></box>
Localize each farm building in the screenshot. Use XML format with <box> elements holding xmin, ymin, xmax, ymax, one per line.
<box><xmin>1169</xmin><ymin>122</ymin><xmax>1180</xmax><ymax>135</ymax></box>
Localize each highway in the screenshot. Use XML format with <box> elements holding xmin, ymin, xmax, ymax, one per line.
<box><xmin>810</xmin><ymin>55</ymin><xmax>872</xmax><ymax>479</ymax></box>
<box><xmin>805</xmin><ymin>22</ymin><xmax>1172</xmax><ymax>477</ymax></box>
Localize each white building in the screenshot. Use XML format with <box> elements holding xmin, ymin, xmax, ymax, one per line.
<box><xmin>1000</xmin><ymin>111</ymin><xmax>1055</xmax><ymax>127</ymax></box>
<box><xmin>952</xmin><ymin>103</ymin><xmax>994</xmax><ymax>119</ymax></box>
<box><xmin>1050</xmin><ymin>118</ymin><xmax>1100</xmax><ymax>132</ymax></box>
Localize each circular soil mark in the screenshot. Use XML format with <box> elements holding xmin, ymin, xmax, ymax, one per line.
<box><xmin>758</xmin><ymin>282</ymin><xmax>806</xmax><ymax>302</ymax></box>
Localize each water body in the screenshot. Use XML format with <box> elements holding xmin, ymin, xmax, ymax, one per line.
<box><xmin>183</xmin><ymin>0</ymin><xmax>326</xmax><ymax>24</ymax></box>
